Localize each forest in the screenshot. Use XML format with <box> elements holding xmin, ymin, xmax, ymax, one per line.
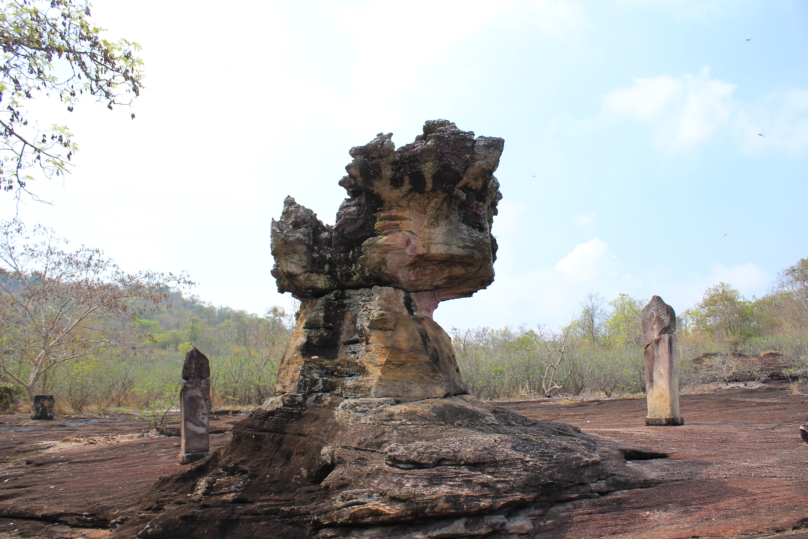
<box><xmin>1</xmin><ymin>221</ymin><xmax>806</xmax><ymax>414</ymax></box>
<box><xmin>453</xmin><ymin>260</ymin><xmax>808</xmax><ymax>400</ymax></box>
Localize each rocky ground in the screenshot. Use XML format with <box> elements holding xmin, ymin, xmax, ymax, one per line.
<box><xmin>0</xmin><ymin>411</ymin><xmax>243</xmax><ymax>538</ymax></box>
<box><xmin>0</xmin><ymin>383</ymin><xmax>806</xmax><ymax>538</ymax></box>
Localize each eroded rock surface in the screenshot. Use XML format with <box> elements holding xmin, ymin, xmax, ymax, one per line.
<box><xmin>115</xmin><ymin>396</ymin><xmax>654</xmax><ymax>539</ymax></box>
<box><xmin>271</xmin><ymin>120</ymin><xmax>503</xmax><ymax>302</ymax></box>
<box><xmin>274</xmin><ymin>286</ymin><xmax>466</xmax><ymax>401</ymax></box>
<box><xmin>30</xmin><ymin>395</ymin><xmax>54</xmax><ymax>420</ymax></box>
<box><xmin>271</xmin><ymin>120</ymin><xmax>500</xmax><ymax>402</ymax></box>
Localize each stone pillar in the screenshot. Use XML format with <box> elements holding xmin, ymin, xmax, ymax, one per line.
<box><xmin>30</xmin><ymin>395</ymin><xmax>54</xmax><ymax>420</ymax></box>
<box><xmin>179</xmin><ymin>347</ymin><xmax>211</xmax><ymax>464</ymax></box>
<box><xmin>642</xmin><ymin>296</ymin><xmax>683</xmax><ymax>426</ymax></box>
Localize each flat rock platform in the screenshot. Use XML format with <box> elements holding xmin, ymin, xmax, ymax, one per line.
<box><xmin>0</xmin><ymin>383</ymin><xmax>806</xmax><ymax>538</ymax></box>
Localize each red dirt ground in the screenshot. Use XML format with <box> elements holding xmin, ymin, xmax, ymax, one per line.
<box><xmin>1</xmin><ymin>383</ymin><xmax>807</xmax><ymax>538</ymax></box>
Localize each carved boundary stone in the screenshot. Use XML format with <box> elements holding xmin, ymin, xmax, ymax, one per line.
<box><xmin>179</xmin><ymin>347</ymin><xmax>211</xmax><ymax>464</ymax></box>
<box><xmin>642</xmin><ymin>295</ymin><xmax>684</xmax><ymax>426</ymax></box>
<box><xmin>30</xmin><ymin>395</ymin><xmax>54</xmax><ymax>420</ymax></box>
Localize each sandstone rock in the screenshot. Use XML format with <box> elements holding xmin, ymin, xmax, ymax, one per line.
<box><xmin>114</xmin><ymin>395</ymin><xmax>655</xmax><ymax>539</ymax></box>
<box><xmin>270</xmin><ymin>121</ymin><xmax>500</xmax><ymax>402</ymax></box>
<box><xmin>273</xmin><ymin>286</ymin><xmax>466</xmax><ymax>401</ymax></box>
<box><xmin>271</xmin><ymin>120</ymin><xmax>504</xmax><ymax>302</ymax></box>
<box><xmin>642</xmin><ymin>296</ymin><xmax>683</xmax><ymax>426</ymax></box>
<box><xmin>179</xmin><ymin>347</ymin><xmax>211</xmax><ymax>464</ymax></box>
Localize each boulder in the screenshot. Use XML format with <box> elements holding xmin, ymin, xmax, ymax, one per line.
<box><xmin>30</xmin><ymin>395</ymin><xmax>54</xmax><ymax>420</ymax></box>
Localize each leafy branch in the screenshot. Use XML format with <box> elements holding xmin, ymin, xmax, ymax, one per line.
<box><xmin>0</xmin><ymin>0</ymin><xmax>143</xmax><ymax>197</ymax></box>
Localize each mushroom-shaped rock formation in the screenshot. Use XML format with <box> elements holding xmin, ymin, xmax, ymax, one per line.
<box><xmin>112</xmin><ymin>122</ymin><xmax>655</xmax><ymax>539</ymax></box>
<box><xmin>270</xmin><ymin>120</ymin><xmax>502</xmax><ymax>402</ymax></box>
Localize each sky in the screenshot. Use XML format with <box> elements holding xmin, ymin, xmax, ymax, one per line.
<box><xmin>2</xmin><ymin>0</ymin><xmax>807</xmax><ymax>330</ymax></box>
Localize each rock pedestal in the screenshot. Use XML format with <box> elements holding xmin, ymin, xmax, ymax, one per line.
<box><xmin>642</xmin><ymin>296</ymin><xmax>684</xmax><ymax>426</ymax></box>
<box><xmin>113</xmin><ymin>122</ymin><xmax>655</xmax><ymax>539</ymax></box>
<box><xmin>30</xmin><ymin>395</ymin><xmax>54</xmax><ymax>420</ymax></box>
<box><xmin>179</xmin><ymin>347</ymin><xmax>211</xmax><ymax>464</ymax></box>
<box><xmin>274</xmin><ymin>286</ymin><xmax>466</xmax><ymax>401</ymax></box>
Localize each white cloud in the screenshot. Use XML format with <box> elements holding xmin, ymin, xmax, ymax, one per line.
<box><xmin>602</xmin><ymin>67</ymin><xmax>808</xmax><ymax>156</ymax></box>
<box><xmin>437</xmin><ymin>237</ymin><xmax>769</xmax><ymax>330</ymax></box>
<box><xmin>604</xmin><ymin>76</ymin><xmax>683</xmax><ymax>119</ymax></box>
<box><xmin>614</xmin><ymin>0</ymin><xmax>729</xmax><ymax>21</ymax></box>
<box><xmin>556</xmin><ymin>238</ymin><xmax>608</xmax><ymax>279</ymax></box>
<box><xmin>573</xmin><ymin>212</ymin><xmax>596</xmax><ymax>226</ymax></box>
<box><xmin>438</xmin><ymin>238</ymin><xmax>633</xmax><ymax>329</ymax></box>
<box><xmin>336</xmin><ymin>0</ymin><xmax>586</xmax><ymax>103</ymax></box>
<box><xmin>632</xmin><ymin>262</ymin><xmax>770</xmax><ymax>315</ymax></box>
<box><xmin>509</xmin><ymin>0</ymin><xmax>587</xmax><ymax>37</ymax></box>
<box><xmin>603</xmin><ymin>67</ymin><xmax>736</xmax><ymax>152</ymax></box>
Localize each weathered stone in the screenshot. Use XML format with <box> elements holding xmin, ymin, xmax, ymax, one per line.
<box><xmin>274</xmin><ymin>286</ymin><xmax>466</xmax><ymax>401</ymax></box>
<box><xmin>179</xmin><ymin>347</ymin><xmax>210</xmax><ymax>464</ymax></box>
<box><xmin>270</xmin><ymin>121</ymin><xmax>499</xmax><ymax>402</ymax></box>
<box><xmin>271</xmin><ymin>120</ymin><xmax>503</xmax><ymax>302</ymax></box>
<box><xmin>642</xmin><ymin>296</ymin><xmax>684</xmax><ymax>426</ymax></box>
<box><xmin>114</xmin><ymin>395</ymin><xmax>655</xmax><ymax>539</ymax></box>
<box><xmin>30</xmin><ymin>395</ymin><xmax>54</xmax><ymax>420</ymax></box>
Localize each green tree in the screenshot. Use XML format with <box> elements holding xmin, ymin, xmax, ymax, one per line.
<box><xmin>0</xmin><ymin>0</ymin><xmax>143</xmax><ymax>197</ymax></box>
<box><xmin>686</xmin><ymin>283</ymin><xmax>757</xmax><ymax>346</ymax></box>
<box><xmin>185</xmin><ymin>317</ymin><xmax>202</xmax><ymax>344</ymax></box>
<box><xmin>772</xmin><ymin>258</ymin><xmax>808</xmax><ymax>331</ymax></box>
<box><xmin>571</xmin><ymin>292</ymin><xmax>606</xmax><ymax>346</ymax></box>
<box><xmin>604</xmin><ymin>293</ymin><xmax>644</xmax><ymax>348</ymax></box>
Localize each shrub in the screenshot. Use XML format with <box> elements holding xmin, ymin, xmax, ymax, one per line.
<box><xmin>0</xmin><ymin>384</ymin><xmax>23</xmax><ymax>413</ymax></box>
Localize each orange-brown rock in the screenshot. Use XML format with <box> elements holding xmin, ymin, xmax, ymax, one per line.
<box><xmin>273</xmin><ymin>286</ymin><xmax>466</xmax><ymax>401</ymax></box>
<box><xmin>271</xmin><ymin>121</ymin><xmax>501</xmax><ymax>402</ymax></box>
<box><xmin>113</xmin><ymin>395</ymin><xmax>654</xmax><ymax>539</ymax></box>
<box><xmin>271</xmin><ymin>120</ymin><xmax>503</xmax><ymax>301</ymax></box>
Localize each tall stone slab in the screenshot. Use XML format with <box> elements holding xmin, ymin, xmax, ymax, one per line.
<box><xmin>642</xmin><ymin>295</ymin><xmax>684</xmax><ymax>426</ymax></box>
<box><xmin>179</xmin><ymin>347</ymin><xmax>211</xmax><ymax>464</ymax></box>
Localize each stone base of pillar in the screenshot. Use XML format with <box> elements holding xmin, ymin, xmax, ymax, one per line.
<box><xmin>179</xmin><ymin>452</ymin><xmax>209</xmax><ymax>465</ymax></box>
<box><xmin>645</xmin><ymin>416</ymin><xmax>684</xmax><ymax>426</ymax></box>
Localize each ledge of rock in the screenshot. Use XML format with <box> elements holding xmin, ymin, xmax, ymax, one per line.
<box><xmin>114</xmin><ymin>395</ymin><xmax>656</xmax><ymax>539</ymax></box>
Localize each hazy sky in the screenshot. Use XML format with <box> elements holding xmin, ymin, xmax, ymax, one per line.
<box><xmin>3</xmin><ymin>0</ymin><xmax>807</xmax><ymax>330</ymax></box>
